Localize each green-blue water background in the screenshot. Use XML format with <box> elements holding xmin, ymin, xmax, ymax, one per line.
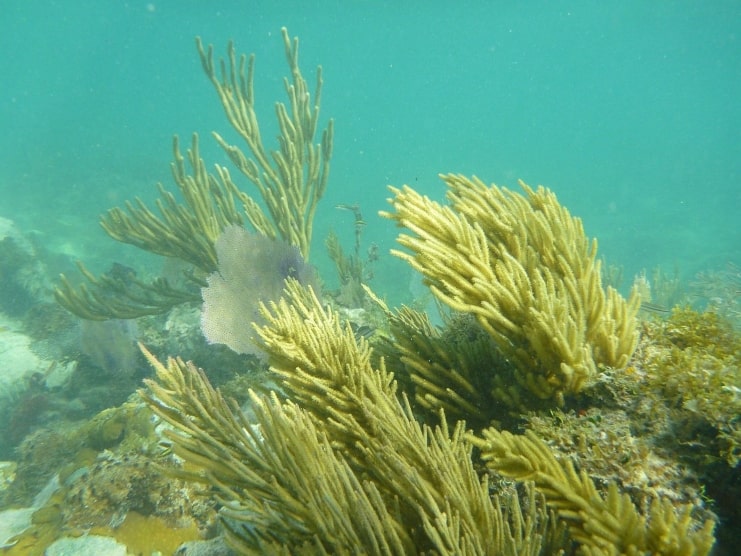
<box><xmin>1</xmin><ymin>1</ymin><xmax>739</xmax><ymax>307</ymax></box>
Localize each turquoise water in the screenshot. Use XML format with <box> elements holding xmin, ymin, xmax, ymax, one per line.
<box><xmin>1</xmin><ymin>1</ymin><xmax>738</xmax><ymax>304</ymax></box>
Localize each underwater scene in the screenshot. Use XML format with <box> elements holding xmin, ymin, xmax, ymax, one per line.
<box><xmin>0</xmin><ymin>1</ymin><xmax>739</xmax><ymax>554</ymax></box>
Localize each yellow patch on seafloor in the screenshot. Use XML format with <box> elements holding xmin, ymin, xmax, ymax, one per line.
<box><xmin>92</xmin><ymin>511</ymin><xmax>202</xmax><ymax>554</ymax></box>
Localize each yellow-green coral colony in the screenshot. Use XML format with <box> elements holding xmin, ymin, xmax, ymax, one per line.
<box><xmin>54</xmin><ymin>27</ymin><xmax>332</xmax><ymax>321</ymax></box>
<box><xmin>140</xmin><ymin>276</ymin><xmax>717</xmax><ymax>554</ymax></box>
<box><xmin>380</xmin><ymin>174</ymin><xmax>641</xmax><ymax>405</ymax></box>
<box><xmin>136</xmin><ymin>166</ymin><xmax>721</xmax><ymax>553</ymax></box>
<box><xmin>29</xmin><ymin>26</ymin><xmax>731</xmax><ymax>555</ymax></box>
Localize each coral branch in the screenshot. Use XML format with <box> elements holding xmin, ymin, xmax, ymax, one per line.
<box><xmin>382</xmin><ymin>174</ymin><xmax>641</xmax><ymax>404</ymax></box>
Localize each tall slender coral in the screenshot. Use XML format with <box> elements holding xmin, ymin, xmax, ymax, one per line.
<box><xmin>55</xmin><ymin>135</ymin><xmax>239</xmax><ymax>319</ymax></box>
<box><xmin>99</xmin><ymin>134</ymin><xmax>245</xmax><ymax>273</ymax></box>
<box><xmin>381</xmin><ymin>174</ymin><xmax>641</xmax><ymax>404</ymax></box>
<box><xmin>197</xmin><ymin>27</ymin><xmax>333</xmax><ymax>260</ymax></box>
<box><xmin>56</xmin><ymin>27</ymin><xmax>332</xmax><ymax>320</ymax></box>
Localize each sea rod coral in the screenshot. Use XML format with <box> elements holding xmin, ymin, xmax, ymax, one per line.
<box><xmin>56</xmin><ymin>27</ymin><xmax>332</xmax><ymax>320</ymax></box>
<box><xmin>140</xmin><ymin>279</ymin><xmax>715</xmax><ymax>554</ymax></box>
<box><xmin>381</xmin><ymin>174</ymin><xmax>641</xmax><ymax>406</ymax></box>
<box><xmin>140</xmin><ymin>281</ymin><xmax>566</xmax><ymax>554</ymax></box>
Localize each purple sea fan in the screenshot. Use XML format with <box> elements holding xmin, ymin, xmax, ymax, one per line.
<box><xmin>80</xmin><ymin>319</ymin><xmax>139</xmax><ymax>375</ymax></box>
<box><xmin>201</xmin><ymin>225</ymin><xmax>317</xmax><ymax>358</ymax></box>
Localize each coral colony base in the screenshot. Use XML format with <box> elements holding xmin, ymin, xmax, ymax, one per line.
<box><xmin>1</xmin><ymin>27</ymin><xmax>738</xmax><ymax>555</ymax></box>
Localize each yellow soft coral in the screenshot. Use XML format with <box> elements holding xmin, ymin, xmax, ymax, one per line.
<box><xmin>382</xmin><ymin>174</ymin><xmax>640</xmax><ymax>403</ymax></box>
